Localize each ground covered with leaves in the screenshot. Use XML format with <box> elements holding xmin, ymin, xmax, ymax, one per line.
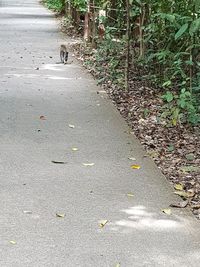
<box><xmin>67</xmin><ymin>40</ymin><xmax>200</xmax><ymax>220</ymax></box>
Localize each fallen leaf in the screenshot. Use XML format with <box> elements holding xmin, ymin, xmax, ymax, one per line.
<box><xmin>174</xmin><ymin>190</ymin><xmax>195</xmax><ymax>198</ymax></box>
<box><xmin>23</xmin><ymin>210</ymin><xmax>32</xmax><ymax>214</ymax></box>
<box><xmin>187</xmin><ymin>189</ymin><xmax>195</xmax><ymax>197</ymax></box>
<box><xmin>127</xmin><ymin>193</ymin><xmax>134</xmax><ymax>197</ymax></box>
<box><xmin>40</xmin><ymin>115</ymin><xmax>46</xmax><ymax>120</ymax></box>
<box><xmin>82</xmin><ymin>163</ymin><xmax>95</xmax><ymax>166</ymax></box>
<box><xmin>180</xmin><ymin>166</ymin><xmax>200</xmax><ymax>173</ymax></box>
<box><xmin>99</xmin><ymin>220</ymin><xmax>108</xmax><ymax>228</ymax></box>
<box><xmin>68</xmin><ymin>124</ymin><xmax>75</xmax><ymax>128</ymax></box>
<box><xmin>97</xmin><ymin>90</ymin><xmax>106</xmax><ymax>94</ymax></box>
<box><xmin>131</xmin><ymin>164</ymin><xmax>141</xmax><ymax>169</ymax></box>
<box><xmin>51</xmin><ymin>161</ymin><xmax>67</xmax><ymax>164</ymax></box>
<box><xmin>185</xmin><ymin>153</ymin><xmax>195</xmax><ymax>161</ymax></box>
<box><xmin>146</xmin><ymin>150</ymin><xmax>159</xmax><ymax>158</ymax></box>
<box><xmin>191</xmin><ymin>204</ymin><xmax>200</xmax><ymax>209</ymax></box>
<box><xmin>174</xmin><ymin>183</ymin><xmax>184</xmax><ymax>191</ymax></box>
<box><xmin>9</xmin><ymin>240</ymin><xmax>16</xmax><ymax>245</ymax></box>
<box><xmin>167</xmin><ymin>144</ymin><xmax>174</xmax><ymax>152</ymax></box>
<box><xmin>116</xmin><ymin>264</ymin><xmax>120</xmax><ymax>267</ymax></box>
<box><xmin>56</xmin><ymin>213</ymin><xmax>66</xmax><ymax>218</ymax></box>
<box><xmin>162</xmin><ymin>208</ymin><xmax>172</xmax><ymax>215</ymax></box>
<box><xmin>128</xmin><ymin>157</ymin><xmax>136</xmax><ymax>161</ymax></box>
<box><xmin>170</xmin><ymin>200</ymin><xmax>189</xmax><ymax>208</ymax></box>
<box><xmin>72</xmin><ymin>147</ymin><xmax>78</xmax><ymax>151</ymax></box>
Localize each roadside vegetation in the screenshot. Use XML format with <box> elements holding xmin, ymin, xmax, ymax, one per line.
<box><xmin>43</xmin><ymin>0</ymin><xmax>200</xmax><ymax>218</ymax></box>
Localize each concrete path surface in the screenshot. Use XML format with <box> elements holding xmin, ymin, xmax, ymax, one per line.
<box><xmin>0</xmin><ymin>1</ymin><xmax>199</xmax><ymax>266</ymax></box>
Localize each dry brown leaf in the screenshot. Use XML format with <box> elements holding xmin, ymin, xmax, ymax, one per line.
<box><xmin>51</xmin><ymin>161</ymin><xmax>67</xmax><ymax>164</ymax></box>
<box><xmin>191</xmin><ymin>204</ymin><xmax>200</xmax><ymax>209</ymax></box>
<box><xmin>40</xmin><ymin>115</ymin><xmax>46</xmax><ymax>120</ymax></box>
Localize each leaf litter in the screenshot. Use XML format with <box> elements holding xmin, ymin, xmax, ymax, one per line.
<box><xmin>70</xmin><ymin>40</ymin><xmax>200</xmax><ymax>219</ymax></box>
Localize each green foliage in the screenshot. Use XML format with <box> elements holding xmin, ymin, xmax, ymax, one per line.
<box><xmin>162</xmin><ymin>89</ymin><xmax>200</xmax><ymax>125</ymax></box>
<box><xmin>44</xmin><ymin>0</ymin><xmax>64</xmax><ymax>12</ymax></box>
<box><xmin>46</xmin><ymin>0</ymin><xmax>200</xmax><ymax>125</ymax></box>
<box><xmin>70</xmin><ymin>0</ymin><xmax>87</xmax><ymax>12</ymax></box>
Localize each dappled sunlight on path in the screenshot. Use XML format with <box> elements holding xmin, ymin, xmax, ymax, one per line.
<box><xmin>109</xmin><ymin>205</ymin><xmax>191</xmax><ymax>233</ymax></box>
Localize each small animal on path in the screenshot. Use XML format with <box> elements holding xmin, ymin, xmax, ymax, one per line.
<box><xmin>60</xmin><ymin>44</ymin><xmax>69</xmax><ymax>64</ymax></box>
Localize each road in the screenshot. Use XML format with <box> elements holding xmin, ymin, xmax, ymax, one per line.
<box><xmin>0</xmin><ymin>0</ymin><xmax>199</xmax><ymax>266</ymax></box>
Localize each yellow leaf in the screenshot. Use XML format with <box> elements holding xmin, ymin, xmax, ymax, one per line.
<box><xmin>68</xmin><ymin>124</ymin><xmax>75</xmax><ymax>128</ymax></box>
<box><xmin>131</xmin><ymin>164</ymin><xmax>141</xmax><ymax>169</ymax></box>
<box><xmin>72</xmin><ymin>147</ymin><xmax>78</xmax><ymax>151</ymax></box>
<box><xmin>174</xmin><ymin>183</ymin><xmax>184</xmax><ymax>191</ymax></box>
<box><xmin>127</xmin><ymin>193</ymin><xmax>134</xmax><ymax>197</ymax></box>
<box><xmin>82</xmin><ymin>163</ymin><xmax>95</xmax><ymax>166</ymax></box>
<box><xmin>99</xmin><ymin>220</ymin><xmax>108</xmax><ymax>228</ymax></box>
<box><xmin>10</xmin><ymin>240</ymin><xmax>16</xmax><ymax>245</ymax></box>
<box><xmin>56</xmin><ymin>213</ymin><xmax>66</xmax><ymax>218</ymax></box>
<box><xmin>162</xmin><ymin>208</ymin><xmax>172</xmax><ymax>215</ymax></box>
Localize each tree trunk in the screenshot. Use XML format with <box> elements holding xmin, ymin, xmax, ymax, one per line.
<box><xmin>125</xmin><ymin>0</ymin><xmax>130</xmax><ymax>91</ymax></box>
<box><xmin>84</xmin><ymin>1</ymin><xmax>90</xmax><ymax>40</ymax></box>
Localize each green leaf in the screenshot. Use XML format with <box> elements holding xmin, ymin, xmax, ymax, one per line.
<box><xmin>189</xmin><ymin>18</ymin><xmax>200</xmax><ymax>35</ymax></box>
<box><xmin>162</xmin><ymin>80</ymin><xmax>172</xmax><ymax>87</ymax></box>
<box><xmin>167</xmin><ymin>144</ymin><xmax>175</xmax><ymax>152</ymax></box>
<box><xmin>162</xmin><ymin>91</ymin><xmax>174</xmax><ymax>102</ymax></box>
<box><xmin>175</xmin><ymin>23</ymin><xmax>188</xmax><ymax>40</ymax></box>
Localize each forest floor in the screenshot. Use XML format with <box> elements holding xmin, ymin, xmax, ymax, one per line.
<box><xmin>60</xmin><ymin>19</ymin><xmax>200</xmax><ymax>220</ymax></box>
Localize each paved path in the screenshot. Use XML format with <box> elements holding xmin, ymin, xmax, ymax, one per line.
<box><xmin>0</xmin><ymin>1</ymin><xmax>199</xmax><ymax>266</ymax></box>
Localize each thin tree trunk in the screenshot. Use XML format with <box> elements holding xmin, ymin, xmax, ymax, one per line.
<box><xmin>84</xmin><ymin>0</ymin><xmax>90</xmax><ymax>40</ymax></box>
<box><xmin>125</xmin><ymin>0</ymin><xmax>130</xmax><ymax>91</ymax></box>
